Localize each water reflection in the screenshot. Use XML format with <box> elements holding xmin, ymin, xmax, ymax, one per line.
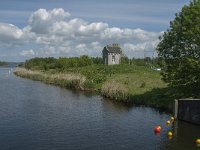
<box><xmin>163</xmin><ymin>121</ymin><xmax>200</xmax><ymax>150</ymax></box>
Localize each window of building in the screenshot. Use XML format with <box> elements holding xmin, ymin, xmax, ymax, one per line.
<box><xmin>112</xmin><ymin>55</ymin><xmax>115</xmax><ymax>62</ymax></box>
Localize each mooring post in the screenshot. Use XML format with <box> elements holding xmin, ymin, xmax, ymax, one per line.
<box><xmin>174</xmin><ymin>99</ymin><xmax>178</xmax><ymax>119</ymax></box>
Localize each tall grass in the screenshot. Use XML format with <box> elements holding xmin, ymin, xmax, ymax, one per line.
<box><xmin>14</xmin><ymin>68</ymin><xmax>86</xmax><ymax>90</ymax></box>
<box><xmin>101</xmin><ymin>81</ymin><xmax>129</xmax><ymax>102</ymax></box>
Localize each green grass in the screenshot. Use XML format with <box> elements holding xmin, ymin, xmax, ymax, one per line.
<box><xmin>60</xmin><ymin>64</ymin><xmax>172</xmax><ymax>111</ymax></box>
<box><xmin>14</xmin><ymin>64</ymin><xmax>177</xmax><ymax>112</ymax></box>
<box><xmin>60</xmin><ymin>64</ymin><xmax>167</xmax><ymax>96</ymax></box>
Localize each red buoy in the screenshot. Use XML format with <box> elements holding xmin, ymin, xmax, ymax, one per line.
<box><xmin>154</xmin><ymin>126</ymin><xmax>161</xmax><ymax>134</ymax></box>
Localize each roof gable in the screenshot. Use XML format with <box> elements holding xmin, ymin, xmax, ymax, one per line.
<box><xmin>103</xmin><ymin>44</ymin><xmax>122</xmax><ymax>53</ymax></box>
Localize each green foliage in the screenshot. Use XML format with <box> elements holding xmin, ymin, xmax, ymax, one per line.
<box><xmin>156</xmin><ymin>0</ymin><xmax>200</xmax><ymax>92</ymax></box>
<box><xmin>121</xmin><ymin>56</ymin><xmax>130</xmax><ymax>64</ymax></box>
<box><xmin>83</xmin><ymin>80</ymin><xmax>95</xmax><ymax>89</ymax></box>
<box><xmin>0</xmin><ymin>61</ymin><xmax>7</xmax><ymax>66</ymax></box>
<box><xmin>17</xmin><ymin>62</ymin><xmax>24</xmax><ymax>67</ymax></box>
<box><xmin>25</xmin><ymin>57</ymin><xmax>57</xmax><ymax>70</ymax></box>
<box><xmin>134</xmin><ymin>58</ymin><xmax>146</xmax><ymax>66</ymax></box>
<box><xmin>56</xmin><ymin>57</ymin><xmax>68</xmax><ymax>69</ymax></box>
<box><xmin>24</xmin><ymin>56</ymin><xmax>103</xmax><ymax>70</ymax></box>
<box><xmin>78</xmin><ymin>55</ymin><xmax>93</xmax><ymax>67</ymax></box>
<box><xmin>140</xmin><ymin>81</ymin><xmax>146</xmax><ymax>88</ymax></box>
<box><xmin>120</xmin><ymin>56</ymin><xmax>159</xmax><ymax>68</ymax></box>
<box><xmin>91</xmin><ymin>57</ymin><xmax>103</xmax><ymax>64</ymax></box>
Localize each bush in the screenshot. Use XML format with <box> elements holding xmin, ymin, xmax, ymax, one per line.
<box><xmin>83</xmin><ymin>80</ymin><xmax>95</xmax><ymax>89</ymax></box>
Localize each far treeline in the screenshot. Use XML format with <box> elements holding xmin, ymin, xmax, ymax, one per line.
<box><xmin>21</xmin><ymin>55</ymin><xmax>159</xmax><ymax>70</ymax></box>
<box><xmin>0</xmin><ymin>61</ymin><xmax>7</xmax><ymax>66</ymax></box>
<box><xmin>0</xmin><ymin>61</ymin><xmax>20</xmax><ymax>67</ymax></box>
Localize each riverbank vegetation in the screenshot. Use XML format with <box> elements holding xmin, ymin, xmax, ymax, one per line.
<box><xmin>14</xmin><ymin>67</ymin><xmax>86</xmax><ymax>90</ymax></box>
<box><xmin>0</xmin><ymin>61</ymin><xmax>7</xmax><ymax>66</ymax></box>
<box><xmin>16</xmin><ymin>54</ymin><xmax>198</xmax><ymax>111</ymax></box>
<box><xmin>14</xmin><ymin>56</ymin><xmax>178</xmax><ymax>112</ymax></box>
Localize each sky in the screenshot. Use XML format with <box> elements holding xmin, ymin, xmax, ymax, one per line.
<box><xmin>0</xmin><ymin>0</ymin><xmax>190</xmax><ymax>62</ymax></box>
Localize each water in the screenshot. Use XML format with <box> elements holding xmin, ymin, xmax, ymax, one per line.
<box><xmin>0</xmin><ymin>67</ymin><xmax>200</xmax><ymax>150</ymax></box>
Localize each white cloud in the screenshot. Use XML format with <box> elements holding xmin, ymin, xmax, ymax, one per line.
<box><xmin>0</xmin><ymin>23</ymin><xmax>35</xmax><ymax>49</ymax></box>
<box><xmin>19</xmin><ymin>49</ymin><xmax>35</xmax><ymax>57</ymax></box>
<box><xmin>28</xmin><ymin>8</ymin><xmax>71</xmax><ymax>34</ymax></box>
<box><xmin>0</xmin><ymin>8</ymin><xmax>163</xmax><ymax>60</ymax></box>
<box><xmin>0</xmin><ymin>23</ymin><xmax>23</xmax><ymax>47</ymax></box>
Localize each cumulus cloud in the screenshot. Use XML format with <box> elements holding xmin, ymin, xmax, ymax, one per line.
<box><xmin>0</xmin><ymin>8</ymin><xmax>163</xmax><ymax>61</ymax></box>
<box><xmin>19</xmin><ymin>49</ymin><xmax>35</xmax><ymax>57</ymax></box>
<box><xmin>28</xmin><ymin>8</ymin><xmax>71</xmax><ymax>34</ymax></box>
<box><xmin>0</xmin><ymin>23</ymin><xmax>24</xmax><ymax>48</ymax></box>
<box><xmin>0</xmin><ymin>23</ymin><xmax>35</xmax><ymax>50</ymax></box>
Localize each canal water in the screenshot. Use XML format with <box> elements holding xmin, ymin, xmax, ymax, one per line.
<box><xmin>0</xmin><ymin>67</ymin><xmax>199</xmax><ymax>150</ymax></box>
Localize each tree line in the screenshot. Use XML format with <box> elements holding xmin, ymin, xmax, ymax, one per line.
<box><xmin>0</xmin><ymin>61</ymin><xmax>7</xmax><ymax>66</ymax></box>
<box><xmin>24</xmin><ymin>56</ymin><xmax>102</xmax><ymax>70</ymax></box>
<box><xmin>23</xmin><ymin>55</ymin><xmax>160</xmax><ymax>70</ymax></box>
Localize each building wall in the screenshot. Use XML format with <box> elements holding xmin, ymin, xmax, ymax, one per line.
<box><xmin>107</xmin><ymin>53</ymin><xmax>121</xmax><ymax>65</ymax></box>
<box><xmin>102</xmin><ymin>49</ymin><xmax>108</xmax><ymax>64</ymax></box>
<box><xmin>102</xmin><ymin>47</ymin><xmax>121</xmax><ymax>65</ymax></box>
<box><xmin>176</xmin><ymin>99</ymin><xmax>200</xmax><ymax>125</ymax></box>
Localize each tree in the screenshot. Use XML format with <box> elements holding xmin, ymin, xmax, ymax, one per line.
<box><xmin>0</xmin><ymin>61</ymin><xmax>7</xmax><ymax>66</ymax></box>
<box><xmin>91</xmin><ymin>57</ymin><xmax>103</xmax><ymax>64</ymax></box>
<box><xmin>156</xmin><ymin>0</ymin><xmax>200</xmax><ymax>90</ymax></box>
<box><xmin>121</xmin><ymin>56</ymin><xmax>129</xmax><ymax>64</ymax></box>
<box><xmin>78</xmin><ymin>55</ymin><xmax>93</xmax><ymax>67</ymax></box>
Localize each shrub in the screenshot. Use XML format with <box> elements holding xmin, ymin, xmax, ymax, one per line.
<box><xmin>83</xmin><ymin>80</ymin><xmax>95</xmax><ymax>89</ymax></box>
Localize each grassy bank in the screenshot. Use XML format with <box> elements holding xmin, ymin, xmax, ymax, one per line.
<box><xmin>14</xmin><ymin>65</ymin><xmax>175</xmax><ymax>112</ymax></box>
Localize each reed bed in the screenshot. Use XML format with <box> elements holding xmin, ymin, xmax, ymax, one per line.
<box><xmin>101</xmin><ymin>81</ymin><xmax>129</xmax><ymax>102</ymax></box>
<box><xmin>14</xmin><ymin>68</ymin><xmax>86</xmax><ymax>90</ymax></box>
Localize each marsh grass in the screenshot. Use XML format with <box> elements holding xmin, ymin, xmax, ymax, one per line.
<box><xmin>14</xmin><ymin>68</ymin><xmax>86</xmax><ymax>90</ymax></box>
<box><xmin>101</xmin><ymin>81</ymin><xmax>129</xmax><ymax>102</ymax></box>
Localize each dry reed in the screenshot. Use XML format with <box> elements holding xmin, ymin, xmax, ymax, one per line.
<box><xmin>14</xmin><ymin>67</ymin><xmax>86</xmax><ymax>90</ymax></box>
<box><xmin>101</xmin><ymin>80</ymin><xmax>129</xmax><ymax>102</ymax></box>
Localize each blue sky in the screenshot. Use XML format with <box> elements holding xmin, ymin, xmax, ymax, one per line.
<box><xmin>0</xmin><ymin>0</ymin><xmax>190</xmax><ymax>61</ymax></box>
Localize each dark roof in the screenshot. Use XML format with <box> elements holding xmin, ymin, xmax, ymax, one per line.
<box><xmin>103</xmin><ymin>44</ymin><xmax>122</xmax><ymax>53</ymax></box>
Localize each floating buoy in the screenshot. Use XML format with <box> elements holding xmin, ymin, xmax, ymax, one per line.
<box><xmin>171</xmin><ymin>117</ymin><xmax>175</xmax><ymax>122</ymax></box>
<box><xmin>168</xmin><ymin>131</ymin><xmax>173</xmax><ymax>137</ymax></box>
<box><xmin>154</xmin><ymin>126</ymin><xmax>161</xmax><ymax>134</ymax></box>
<box><xmin>196</xmin><ymin>139</ymin><xmax>200</xmax><ymax>144</ymax></box>
<box><xmin>157</xmin><ymin>125</ymin><xmax>161</xmax><ymax>130</ymax></box>
<box><xmin>166</xmin><ymin>120</ymin><xmax>171</xmax><ymax>125</ymax></box>
<box><xmin>168</xmin><ymin>135</ymin><xmax>173</xmax><ymax>140</ymax></box>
